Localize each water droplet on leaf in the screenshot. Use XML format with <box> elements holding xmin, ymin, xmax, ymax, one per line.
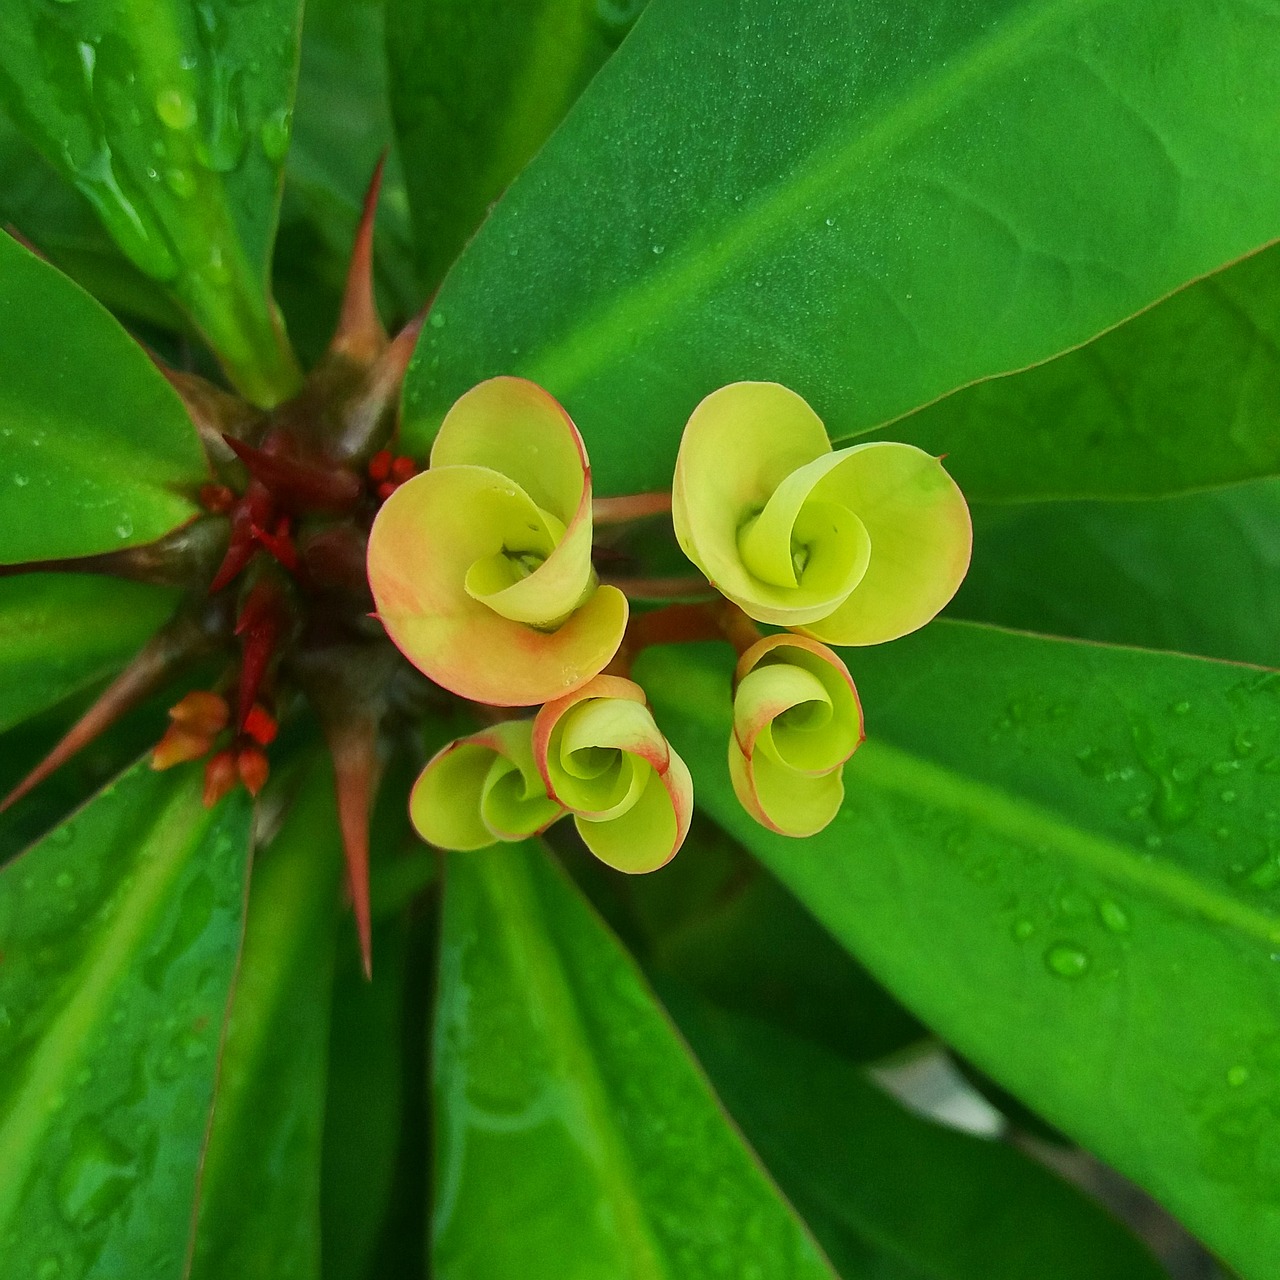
<box><xmin>1044</xmin><ymin>943</ymin><xmax>1089</xmax><ymax>979</ymax></box>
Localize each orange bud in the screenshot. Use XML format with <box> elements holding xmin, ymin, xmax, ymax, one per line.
<box><xmin>169</xmin><ymin>690</ymin><xmax>231</xmax><ymax>735</ymax></box>
<box><xmin>237</xmin><ymin>745</ymin><xmax>271</xmax><ymax>797</ymax></box>
<box><xmin>203</xmin><ymin>750</ymin><xmax>238</xmax><ymax>807</ymax></box>
<box><xmin>151</xmin><ymin>724</ymin><xmax>212</xmax><ymax>771</ymax></box>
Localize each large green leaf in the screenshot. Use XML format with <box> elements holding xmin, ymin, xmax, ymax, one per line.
<box><xmin>954</xmin><ymin>479</ymin><xmax>1280</xmax><ymax>669</ymax></box>
<box><xmin>434</xmin><ymin>841</ymin><xmax>838</xmax><ymax>1279</ymax></box>
<box><xmin>641</xmin><ymin>624</ymin><xmax>1280</xmax><ymax>1280</ymax></box>
<box><xmin>0</xmin><ymin>762</ymin><xmax>253</xmax><ymax>1277</ymax></box>
<box><xmin>403</xmin><ymin>0</ymin><xmax>1280</xmax><ymax>496</ymax></box>
<box><xmin>0</xmin><ymin>233</ymin><xmax>207</xmax><ymax>564</ymax></box>
<box><xmin>0</xmin><ymin>0</ymin><xmax>303</xmax><ymax>403</ymax></box>
<box><xmin>387</xmin><ymin>0</ymin><xmax>646</xmax><ymax>291</ymax></box>
<box><xmin>885</xmin><ymin>243</ymin><xmax>1280</xmax><ymax>501</ymax></box>
<box><xmin>670</xmin><ymin>994</ymin><xmax>1166</xmax><ymax>1280</ymax></box>
<box><xmin>0</xmin><ymin>576</ymin><xmax>176</xmax><ymax>733</ymax></box>
<box><xmin>190</xmin><ymin>762</ymin><xmax>340</xmax><ymax>1280</ymax></box>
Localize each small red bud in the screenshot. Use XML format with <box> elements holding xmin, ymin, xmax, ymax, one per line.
<box><xmin>243</xmin><ymin>703</ymin><xmax>278</xmax><ymax>746</ymax></box>
<box><xmin>199</xmin><ymin>483</ymin><xmax>236</xmax><ymax>514</ymax></box>
<box><xmin>375</xmin><ymin>481</ymin><xmax>397</xmax><ymax>502</ymax></box>
<box><xmin>203</xmin><ymin>750</ymin><xmax>238</xmax><ymax>807</ymax></box>
<box><xmin>368</xmin><ymin>450</ymin><xmax>393</xmax><ymax>482</ymax></box>
<box><xmin>236</xmin><ymin>745</ymin><xmax>270</xmax><ymax>797</ymax></box>
<box><xmin>169</xmin><ymin>690</ymin><xmax>231</xmax><ymax>735</ymax></box>
<box><xmin>390</xmin><ymin>455</ymin><xmax>417</xmax><ymax>482</ymax></box>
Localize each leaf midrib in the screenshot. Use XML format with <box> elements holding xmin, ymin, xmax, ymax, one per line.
<box><xmin>525</xmin><ymin>0</ymin><xmax>1111</xmax><ymax>398</ymax></box>
<box><xmin>484</xmin><ymin>850</ymin><xmax>671</xmax><ymax>1280</ymax></box>
<box><xmin>853</xmin><ymin>738</ymin><xmax>1280</xmax><ymax>945</ymax></box>
<box><xmin>0</xmin><ymin>777</ymin><xmax>212</xmax><ymax>1234</ymax></box>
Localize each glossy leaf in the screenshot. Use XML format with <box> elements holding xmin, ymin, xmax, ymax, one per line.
<box><xmin>0</xmin><ymin>0</ymin><xmax>303</xmax><ymax>402</ymax></box>
<box><xmin>954</xmin><ymin>481</ymin><xmax>1280</xmax><ymax>669</ymax></box>
<box><xmin>641</xmin><ymin>625</ymin><xmax>1280</xmax><ymax>1280</ymax></box>
<box><xmin>0</xmin><ymin>232</ymin><xmax>206</xmax><ymax>564</ymax></box>
<box><xmin>190</xmin><ymin>763</ymin><xmax>340</xmax><ymax>1279</ymax></box>
<box><xmin>0</xmin><ymin>577</ymin><xmax>176</xmax><ymax>733</ymax></box>
<box><xmin>0</xmin><ymin>112</ymin><xmax>184</xmax><ymax>330</ymax></box>
<box><xmin>0</xmin><ymin>762</ymin><xmax>253</xmax><ymax>1277</ymax></box>
<box><xmin>387</xmin><ymin>0</ymin><xmax>647</xmax><ymax>290</ymax></box>
<box><xmin>886</xmin><ymin>243</ymin><xmax>1280</xmax><ymax>501</ymax></box>
<box><xmin>403</xmin><ymin>0</ymin><xmax>1280</xmax><ymax>496</ymax></box>
<box><xmin>433</xmin><ymin>841</ymin><xmax>838</xmax><ymax>1279</ymax></box>
<box><xmin>671</xmin><ymin>994</ymin><xmax>1166</xmax><ymax>1280</ymax></box>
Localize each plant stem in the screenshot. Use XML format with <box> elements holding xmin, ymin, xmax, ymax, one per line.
<box><xmin>592</xmin><ymin>492</ymin><xmax>673</xmax><ymax>525</ymax></box>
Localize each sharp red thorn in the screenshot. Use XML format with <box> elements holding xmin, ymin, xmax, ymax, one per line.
<box><xmin>330</xmin><ymin>153</ymin><xmax>389</xmax><ymax>364</ymax></box>
<box><xmin>329</xmin><ymin>717</ymin><xmax>377</xmax><ymax>978</ymax></box>
<box><xmin>222</xmin><ymin>435</ymin><xmax>362</xmax><ymax>516</ymax></box>
<box><xmin>251</xmin><ymin>516</ymin><xmax>299</xmax><ymax>572</ymax></box>
<box><xmin>203</xmin><ymin>750</ymin><xmax>238</xmax><ymax>807</ymax></box>
<box><xmin>1</xmin><ymin>620</ymin><xmax>206</xmax><ymax>813</ymax></box>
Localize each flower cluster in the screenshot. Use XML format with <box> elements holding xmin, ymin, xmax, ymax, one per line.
<box><xmin>367</xmin><ymin>377</ymin><xmax>970</xmax><ymax>870</ymax></box>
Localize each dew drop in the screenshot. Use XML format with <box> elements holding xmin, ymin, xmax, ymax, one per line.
<box><xmin>164</xmin><ymin>167</ymin><xmax>196</xmax><ymax>199</ymax></box>
<box><xmin>1098</xmin><ymin>899</ymin><xmax>1130</xmax><ymax>933</ymax></box>
<box><xmin>13</xmin><ymin>475</ymin><xmax>29</xmax><ymax>487</ymax></box>
<box><xmin>1044</xmin><ymin>943</ymin><xmax>1089</xmax><ymax>979</ymax></box>
<box><xmin>429</xmin><ymin>311</ymin><xmax>446</xmax><ymax>329</ymax></box>
<box><xmin>154</xmin><ymin>88</ymin><xmax>197</xmax><ymax>131</ymax></box>
<box><xmin>1227</xmin><ymin>1064</ymin><xmax>1250</xmax><ymax>1088</ymax></box>
<box><xmin>114</xmin><ymin>514</ymin><xmax>134</xmax><ymax>540</ymax></box>
<box><xmin>651</xmin><ymin>243</ymin><xmax>665</xmax><ymax>255</ymax></box>
<box><xmin>259</xmin><ymin>106</ymin><xmax>292</xmax><ymax>162</ymax></box>
<box><xmin>56</xmin><ymin>1125</ymin><xmax>138</xmax><ymax>1227</ymax></box>
<box><xmin>1172</xmin><ymin>700</ymin><xmax>1191</xmax><ymax>715</ymax></box>
<box><xmin>54</xmin><ymin>871</ymin><xmax>74</xmax><ymax>890</ymax></box>
<box><xmin>1011</xmin><ymin>918</ymin><xmax>1034</xmax><ymax>941</ymax></box>
<box><xmin>824</xmin><ymin>216</ymin><xmax>835</xmax><ymax>226</ymax></box>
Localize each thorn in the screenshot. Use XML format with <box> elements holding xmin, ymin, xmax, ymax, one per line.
<box><xmin>236</xmin><ymin>745</ymin><xmax>270</xmax><ymax>797</ymax></box>
<box><xmin>160</xmin><ymin>368</ymin><xmax>264</xmax><ymax>465</ymax></box>
<box><xmin>330</xmin><ymin>153</ymin><xmax>389</xmax><ymax>365</ymax></box>
<box><xmin>335</xmin><ymin>310</ymin><xmax>426</xmax><ymax>462</ymax></box>
<box><xmin>251</xmin><ymin>516</ymin><xmax>299</xmax><ymax>572</ymax></box>
<box><xmin>209</xmin><ymin>484</ymin><xmax>273</xmax><ymax>593</ymax></box>
<box><xmin>203</xmin><ymin>750</ymin><xmax>238</xmax><ymax>807</ymax></box>
<box><xmin>1</xmin><ymin>614</ymin><xmax>211</xmax><ymax>812</ymax></box>
<box><xmin>234</xmin><ymin>578</ymin><xmax>289</xmax><ymax>731</ymax></box>
<box><xmin>222</xmin><ymin>435</ymin><xmax>362</xmax><ymax>517</ymax></box>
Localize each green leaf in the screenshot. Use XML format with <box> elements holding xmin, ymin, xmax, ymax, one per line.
<box><xmin>0</xmin><ymin>576</ymin><xmax>176</xmax><ymax>733</ymax></box>
<box><xmin>0</xmin><ymin>233</ymin><xmax>207</xmax><ymax>564</ymax></box>
<box><xmin>0</xmin><ymin>761</ymin><xmax>253</xmax><ymax>1278</ymax></box>
<box><xmin>190</xmin><ymin>762</ymin><xmax>340</xmax><ymax>1280</ymax></box>
<box><xmin>641</xmin><ymin>625</ymin><xmax>1280</xmax><ymax>1280</ymax></box>
<box><xmin>403</xmin><ymin>0</ymin><xmax>1280</xmax><ymax>496</ymax></box>
<box><xmin>434</xmin><ymin>841</ymin><xmax>838</xmax><ymax>1279</ymax></box>
<box><xmin>954</xmin><ymin>479</ymin><xmax>1280</xmax><ymax>668</ymax></box>
<box><xmin>885</xmin><ymin>243</ymin><xmax>1280</xmax><ymax>501</ymax></box>
<box><xmin>276</xmin><ymin>0</ymin><xmax>417</xmax><ymax>367</ymax></box>
<box><xmin>0</xmin><ymin>111</ymin><xmax>185</xmax><ymax>331</ymax></box>
<box><xmin>613</xmin><ymin>817</ymin><xmax>924</xmax><ymax>1064</ymax></box>
<box><xmin>387</xmin><ymin>0</ymin><xmax>646</xmax><ymax>291</ymax></box>
<box><xmin>0</xmin><ymin>0</ymin><xmax>303</xmax><ymax>403</ymax></box>
<box><xmin>670</xmin><ymin>994</ymin><xmax>1166</xmax><ymax>1280</ymax></box>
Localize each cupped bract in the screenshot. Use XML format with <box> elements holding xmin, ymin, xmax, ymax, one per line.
<box><xmin>410</xmin><ymin>719</ymin><xmax>565</xmax><ymax>851</ymax></box>
<box><xmin>368</xmin><ymin>377</ymin><xmax>628</xmax><ymax>704</ymax></box>
<box><xmin>534</xmin><ymin>675</ymin><xmax>692</xmax><ymax>873</ymax></box>
<box><xmin>673</xmin><ymin>382</ymin><xmax>971</xmax><ymax>645</ymax></box>
<box><xmin>729</xmin><ymin>634</ymin><xmax>864</xmax><ymax>837</ymax></box>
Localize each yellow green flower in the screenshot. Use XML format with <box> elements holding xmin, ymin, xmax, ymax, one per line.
<box><xmin>728</xmin><ymin>634</ymin><xmax>863</xmax><ymax>837</ymax></box>
<box><xmin>673</xmin><ymin>381</ymin><xmax>971</xmax><ymax>645</ymax></box>
<box><xmin>367</xmin><ymin>376</ymin><xmax>628</xmax><ymax>704</ymax></box>
<box><xmin>410</xmin><ymin>719</ymin><xmax>564</xmax><ymax>851</ymax></box>
<box><xmin>534</xmin><ymin>675</ymin><xmax>692</xmax><ymax>873</ymax></box>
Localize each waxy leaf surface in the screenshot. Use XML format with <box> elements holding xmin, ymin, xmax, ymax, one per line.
<box><xmin>886</xmin><ymin>243</ymin><xmax>1280</xmax><ymax>500</ymax></box>
<box><xmin>956</xmin><ymin>481</ymin><xmax>1280</xmax><ymax>670</ymax></box>
<box><xmin>0</xmin><ymin>0</ymin><xmax>303</xmax><ymax>402</ymax></box>
<box><xmin>190</xmin><ymin>763</ymin><xmax>340</xmax><ymax>1279</ymax></box>
<box><xmin>0</xmin><ymin>577</ymin><xmax>176</xmax><ymax>733</ymax></box>
<box><xmin>433</xmin><ymin>842</ymin><xmax>837</xmax><ymax>1280</ymax></box>
<box><xmin>642</xmin><ymin>624</ymin><xmax>1280</xmax><ymax>1280</ymax></box>
<box><xmin>0</xmin><ymin>762</ymin><xmax>253</xmax><ymax>1278</ymax></box>
<box><xmin>671</xmin><ymin>995</ymin><xmax>1165</xmax><ymax>1280</ymax></box>
<box><xmin>404</xmin><ymin>0</ymin><xmax>1280</xmax><ymax>496</ymax></box>
<box><xmin>0</xmin><ymin>232</ymin><xmax>206</xmax><ymax>564</ymax></box>
<box><xmin>387</xmin><ymin>0</ymin><xmax>646</xmax><ymax>290</ymax></box>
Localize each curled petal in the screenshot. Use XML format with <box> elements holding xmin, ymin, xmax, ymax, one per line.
<box><xmin>410</xmin><ymin>720</ymin><xmax>565</xmax><ymax>851</ymax></box>
<box><xmin>534</xmin><ymin>676</ymin><xmax>692</xmax><ymax>874</ymax></box>
<box><xmin>729</xmin><ymin>634</ymin><xmax>864</xmax><ymax>837</ymax></box>
<box><xmin>673</xmin><ymin>382</ymin><xmax>970</xmax><ymax>643</ymax></box>
<box><xmin>368</xmin><ymin>465</ymin><xmax>627</xmax><ymax>705</ymax></box>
